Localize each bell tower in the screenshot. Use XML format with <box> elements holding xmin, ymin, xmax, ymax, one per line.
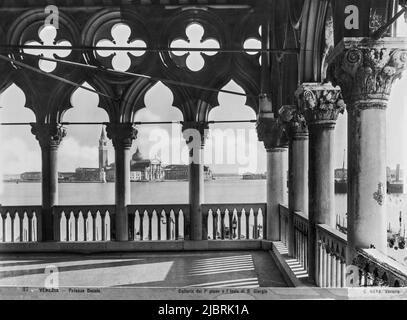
<box><xmin>99</xmin><ymin>126</ymin><xmax>109</xmax><ymax>169</ymax></box>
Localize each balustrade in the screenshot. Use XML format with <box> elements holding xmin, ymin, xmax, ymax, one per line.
<box><xmin>0</xmin><ymin>206</ymin><xmax>41</xmax><ymax>242</ymax></box>
<box><xmin>293</xmin><ymin>211</ymin><xmax>308</xmax><ymax>271</ymax></box>
<box><xmin>128</xmin><ymin>205</ymin><xmax>189</xmax><ymax>241</ymax></box>
<box><xmin>279</xmin><ymin>205</ymin><xmax>289</xmax><ymax>247</ymax></box>
<box><xmin>351</xmin><ymin>248</ymin><xmax>407</xmax><ymax>287</ymax></box>
<box><xmin>53</xmin><ymin>206</ymin><xmax>114</xmax><ymax>242</ymax></box>
<box><xmin>202</xmin><ymin>203</ymin><xmax>265</xmax><ymax>240</ymax></box>
<box><xmin>316</xmin><ymin>224</ymin><xmax>347</xmax><ymax>288</ymax></box>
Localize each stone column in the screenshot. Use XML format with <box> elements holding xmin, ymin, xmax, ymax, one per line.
<box><xmin>183</xmin><ymin>122</ymin><xmax>208</xmax><ymax>241</ymax></box>
<box><xmin>296</xmin><ymin>82</ymin><xmax>346</xmax><ymax>282</ymax></box>
<box><xmin>327</xmin><ymin>38</ymin><xmax>407</xmax><ymax>262</ymax></box>
<box><xmin>106</xmin><ymin>123</ymin><xmax>137</xmax><ymax>241</ymax></box>
<box><xmin>257</xmin><ymin>112</ymin><xmax>289</xmax><ymax>241</ymax></box>
<box><xmin>280</xmin><ymin>106</ymin><xmax>309</xmax><ymax>256</ymax></box>
<box><xmin>31</xmin><ymin>123</ymin><xmax>66</xmax><ymax>241</ymax></box>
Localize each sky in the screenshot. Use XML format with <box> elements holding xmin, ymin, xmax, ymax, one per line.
<box><xmin>0</xmin><ymin>19</ymin><xmax>407</xmax><ymax>178</ymax></box>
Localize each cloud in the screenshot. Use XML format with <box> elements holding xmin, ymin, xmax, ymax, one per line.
<box><xmin>58</xmin><ymin>137</ymin><xmax>99</xmax><ymax>172</ymax></box>
<box><xmin>0</xmin><ymin>137</ymin><xmax>41</xmax><ymax>174</ymax></box>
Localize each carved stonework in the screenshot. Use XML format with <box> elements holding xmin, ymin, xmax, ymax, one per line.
<box><xmin>106</xmin><ymin>123</ymin><xmax>138</xmax><ymax>149</ymax></box>
<box><xmin>373</xmin><ymin>182</ymin><xmax>385</xmax><ymax>207</ymax></box>
<box><xmin>279</xmin><ymin>105</ymin><xmax>308</xmax><ymax>140</ymax></box>
<box><xmin>327</xmin><ymin>38</ymin><xmax>407</xmax><ymax>106</ymax></box>
<box><xmin>182</xmin><ymin>121</ymin><xmax>209</xmax><ymax>148</ymax></box>
<box><xmin>31</xmin><ymin>123</ymin><xmax>66</xmax><ymax>149</ymax></box>
<box><xmin>352</xmin><ymin>249</ymin><xmax>407</xmax><ymax>287</ymax></box>
<box><xmin>295</xmin><ymin>82</ymin><xmax>346</xmax><ymax>125</ymax></box>
<box><xmin>256</xmin><ymin>113</ymin><xmax>289</xmax><ymax>151</ymax></box>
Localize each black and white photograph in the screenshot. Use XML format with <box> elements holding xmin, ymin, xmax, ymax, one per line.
<box><xmin>0</xmin><ymin>0</ymin><xmax>407</xmax><ymax>306</ymax></box>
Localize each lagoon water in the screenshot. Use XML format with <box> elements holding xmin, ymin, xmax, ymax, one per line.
<box><xmin>2</xmin><ymin>179</ymin><xmax>407</xmax><ymax>229</ymax></box>
<box><xmin>1</xmin><ymin>179</ymin><xmax>407</xmax><ymax>265</ymax></box>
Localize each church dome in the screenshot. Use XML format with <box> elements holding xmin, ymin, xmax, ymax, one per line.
<box><xmin>132</xmin><ymin>148</ymin><xmax>144</xmax><ymax>162</ymax></box>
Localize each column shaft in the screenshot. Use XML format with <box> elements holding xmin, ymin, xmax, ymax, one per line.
<box><xmin>189</xmin><ymin>147</ymin><xmax>204</xmax><ymax>240</ymax></box>
<box><xmin>348</xmin><ymin>105</ymin><xmax>387</xmax><ymax>256</ymax></box>
<box><xmin>31</xmin><ymin>123</ymin><xmax>66</xmax><ymax>242</ymax></box>
<box><xmin>41</xmin><ymin>146</ymin><xmax>59</xmax><ymax>241</ymax></box>
<box><xmin>106</xmin><ymin>123</ymin><xmax>137</xmax><ymax>242</ymax></box>
<box><xmin>308</xmin><ymin>122</ymin><xmax>336</xmax><ymax>281</ymax></box>
<box><xmin>266</xmin><ymin>147</ymin><xmax>288</xmax><ymax>241</ymax></box>
<box><xmin>288</xmin><ymin>133</ymin><xmax>309</xmax><ymax>255</ymax></box>
<box><xmin>114</xmin><ymin>144</ymin><xmax>131</xmax><ymax>241</ymax></box>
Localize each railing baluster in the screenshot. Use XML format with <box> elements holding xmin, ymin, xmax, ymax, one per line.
<box><xmin>139</xmin><ymin>211</ymin><xmax>144</xmax><ymax>241</ymax></box>
<box><xmin>92</xmin><ymin>212</ymin><xmax>97</xmax><ymax>241</ymax></box>
<box><xmin>10</xmin><ymin>212</ymin><xmax>15</xmax><ymax>242</ymax></box>
<box><xmin>175</xmin><ymin>210</ymin><xmax>180</xmax><ymax>240</ymax></box>
<box><xmin>336</xmin><ymin>255</ymin><xmax>341</xmax><ymax>287</ymax></box>
<box><xmin>166</xmin><ymin>211</ymin><xmax>171</xmax><ymax>240</ymax></box>
<box><xmin>28</xmin><ymin>212</ymin><xmax>33</xmax><ymax>242</ymax></box>
<box><xmin>237</xmin><ymin>210</ymin><xmax>242</xmax><ymax>240</ymax></box>
<box><xmin>148</xmin><ymin>211</ymin><xmax>153</xmax><ymax>241</ymax></box>
<box><xmin>74</xmin><ymin>211</ymin><xmax>79</xmax><ymax>242</ymax></box>
<box><xmin>211</xmin><ymin>210</ymin><xmax>217</xmax><ymax>240</ymax></box>
<box><xmin>220</xmin><ymin>210</ymin><xmax>225</xmax><ymax>240</ymax></box>
<box><xmin>101</xmin><ymin>211</ymin><xmax>106</xmax><ymax>241</ymax></box>
<box><xmin>19</xmin><ymin>212</ymin><xmax>24</xmax><ymax>242</ymax></box>
<box><xmin>253</xmin><ymin>209</ymin><xmax>258</xmax><ymax>240</ymax></box>
<box><xmin>156</xmin><ymin>211</ymin><xmax>161</xmax><ymax>241</ymax></box>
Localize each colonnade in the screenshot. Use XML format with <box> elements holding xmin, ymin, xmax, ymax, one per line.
<box><xmin>25</xmin><ymin>37</ymin><xmax>407</xmax><ymax>286</ymax></box>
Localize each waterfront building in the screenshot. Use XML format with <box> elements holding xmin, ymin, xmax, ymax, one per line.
<box><xmin>20</xmin><ymin>172</ymin><xmax>41</xmax><ymax>182</ymax></box>
<box><xmin>242</xmin><ymin>173</ymin><xmax>266</xmax><ymax>180</ymax></box>
<box><xmin>129</xmin><ymin>148</ymin><xmax>164</xmax><ymax>181</ymax></box>
<box><xmin>164</xmin><ymin>165</ymin><xmax>213</xmax><ymax>181</ymax></box>
<box><xmin>74</xmin><ymin>168</ymin><xmax>101</xmax><ymax>182</ymax></box>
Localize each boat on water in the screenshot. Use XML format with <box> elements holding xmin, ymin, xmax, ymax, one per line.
<box><xmin>388</xmin><ymin>212</ymin><xmax>406</xmax><ymax>250</ymax></box>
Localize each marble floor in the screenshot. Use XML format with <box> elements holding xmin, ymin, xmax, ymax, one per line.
<box><xmin>0</xmin><ymin>251</ymin><xmax>289</xmax><ymax>288</ymax></box>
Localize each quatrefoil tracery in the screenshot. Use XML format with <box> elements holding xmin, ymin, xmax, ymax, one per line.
<box><xmin>24</xmin><ymin>25</ymin><xmax>72</xmax><ymax>73</ymax></box>
<box><xmin>243</xmin><ymin>26</ymin><xmax>262</xmax><ymax>65</ymax></box>
<box><xmin>170</xmin><ymin>23</ymin><xmax>220</xmax><ymax>72</ymax></box>
<box><xmin>96</xmin><ymin>23</ymin><xmax>147</xmax><ymax>72</ymax></box>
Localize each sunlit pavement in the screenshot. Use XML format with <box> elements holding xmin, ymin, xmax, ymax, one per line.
<box><xmin>0</xmin><ymin>251</ymin><xmax>289</xmax><ymax>288</ymax></box>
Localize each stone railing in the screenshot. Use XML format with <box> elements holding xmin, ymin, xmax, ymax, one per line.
<box><xmin>202</xmin><ymin>203</ymin><xmax>266</xmax><ymax>240</ymax></box>
<box><xmin>316</xmin><ymin>224</ymin><xmax>347</xmax><ymax>288</ymax></box>
<box><xmin>0</xmin><ymin>206</ymin><xmax>41</xmax><ymax>242</ymax></box>
<box><xmin>53</xmin><ymin>205</ymin><xmax>115</xmax><ymax>242</ymax></box>
<box><xmin>352</xmin><ymin>248</ymin><xmax>407</xmax><ymax>287</ymax></box>
<box><xmin>293</xmin><ymin>211</ymin><xmax>309</xmax><ymax>271</ymax></box>
<box><xmin>279</xmin><ymin>205</ymin><xmax>289</xmax><ymax>247</ymax></box>
<box><xmin>128</xmin><ymin>204</ymin><xmax>190</xmax><ymax>241</ymax></box>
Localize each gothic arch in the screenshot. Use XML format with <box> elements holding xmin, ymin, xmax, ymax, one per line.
<box><xmin>298</xmin><ymin>0</ymin><xmax>330</xmax><ymax>83</ymax></box>
<box><xmin>120</xmin><ymin>77</ymin><xmax>158</xmax><ymax>123</ymax></box>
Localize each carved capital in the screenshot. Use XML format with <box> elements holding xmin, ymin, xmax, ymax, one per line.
<box><xmin>182</xmin><ymin>121</ymin><xmax>209</xmax><ymax>148</ymax></box>
<box><xmin>31</xmin><ymin>123</ymin><xmax>66</xmax><ymax>149</ymax></box>
<box><xmin>327</xmin><ymin>38</ymin><xmax>407</xmax><ymax>107</ymax></box>
<box><xmin>279</xmin><ymin>105</ymin><xmax>308</xmax><ymax>140</ymax></box>
<box><xmin>256</xmin><ymin>113</ymin><xmax>289</xmax><ymax>151</ymax></box>
<box><xmin>106</xmin><ymin>123</ymin><xmax>138</xmax><ymax>149</ymax></box>
<box><xmin>295</xmin><ymin>82</ymin><xmax>346</xmax><ymax>126</ymax></box>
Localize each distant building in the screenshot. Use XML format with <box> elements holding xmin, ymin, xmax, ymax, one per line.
<box><xmin>335</xmin><ymin>168</ymin><xmax>347</xmax><ymax>181</ymax></box>
<box><xmin>74</xmin><ymin>168</ymin><xmax>101</xmax><ymax>182</ymax></box>
<box><xmin>99</xmin><ymin>126</ymin><xmax>109</xmax><ymax>170</ymax></box>
<box><xmin>164</xmin><ymin>165</ymin><xmax>213</xmax><ymax>181</ymax></box>
<box><xmin>3</xmin><ymin>174</ymin><xmax>21</xmax><ymax>182</ymax></box>
<box><xmin>164</xmin><ymin>165</ymin><xmax>189</xmax><ymax>180</ymax></box>
<box><xmin>20</xmin><ymin>172</ymin><xmax>41</xmax><ymax>182</ymax></box>
<box><xmin>129</xmin><ymin>148</ymin><xmax>164</xmax><ymax>181</ymax></box>
<box><xmin>59</xmin><ymin>172</ymin><xmax>76</xmax><ymax>182</ymax></box>
<box><xmin>242</xmin><ymin>173</ymin><xmax>266</xmax><ymax>180</ymax></box>
<box><xmin>387</xmin><ymin>165</ymin><xmax>404</xmax><ymax>194</ymax></box>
